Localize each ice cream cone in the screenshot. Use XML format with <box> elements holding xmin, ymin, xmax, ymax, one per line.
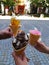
<box><xmin>29</xmin><ymin>30</ymin><xmax>41</xmax><ymax>46</ymax></box>
<box><xmin>10</xmin><ymin>18</ymin><xmax>20</xmax><ymax>36</ymax></box>
<box><xmin>12</xmin><ymin>30</ymin><xmax>28</xmax><ymax>55</ymax></box>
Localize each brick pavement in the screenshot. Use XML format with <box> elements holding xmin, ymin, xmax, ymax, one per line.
<box><xmin>0</xmin><ymin>20</ymin><xmax>49</xmax><ymax>65</ymax></box>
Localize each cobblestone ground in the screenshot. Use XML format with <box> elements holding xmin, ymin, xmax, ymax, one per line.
<box><xmin>0</xmin><ymin>20</ymin><xmax>49</xmax><ymax>65</ymax></box>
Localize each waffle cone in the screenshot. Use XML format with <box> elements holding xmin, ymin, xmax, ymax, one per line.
<box><xmin>29</xmin><ymin>33</ymin><xmax>40</xmax><ymax>46</ymax></box>
<box><xmin>10</xmin><ymin>18</ymin><xmax>20</xmax><ymax>36</ymax></box>
<box><xmin>12</xmin><ymin>44</ymin><xmax>26</xmax><ymax>55</ymax></box>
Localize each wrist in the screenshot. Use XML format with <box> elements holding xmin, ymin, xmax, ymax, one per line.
<box><xmin>46</xmin><ymin>47</ymin><xmax>49</xmax><ymax>54</ymax></box>
<box><xmin>0</xmin><ymin>30</ymin><xmax>5</xmax><ymax>39</ymax></box>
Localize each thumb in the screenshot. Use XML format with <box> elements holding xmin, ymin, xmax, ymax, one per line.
<box><xmin>8</xmin><ymin>27</ymin><xmax>12</xmax><ymax>32</ymax></box>
<box><xmin>12</xmin><ymin>51</ymin><xmax>22</xmax><ymax>61</ymax></box>
<box><xmin>7</xmin><ymin>27</ymin><xmax>13</xmax><ymax>35</ymax></box>
<box><xmin>12</xmin><ymin>52</ymin><xmax>18</xmax><ymax>60</ymax></box>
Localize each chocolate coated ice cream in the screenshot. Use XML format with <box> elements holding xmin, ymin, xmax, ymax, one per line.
<box><xmin>12</xmin><ymin>30</ymin><xmax>28</xmax><ymax>50</ymax></box>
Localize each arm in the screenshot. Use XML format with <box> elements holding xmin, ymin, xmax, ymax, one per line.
<box><xmin>0</xmin><ymin>27</ymin><xmax>13</xmax><ymax>40</ymax></box>
<box><xmin>12</xmin><ymin>52</ymin><xmax>28</xmax><ymax>65</ymax></box>
<box><xmin>34</xmin><ymin>41</ymin><xmax>49</xmax><ymax>54</ymax></box>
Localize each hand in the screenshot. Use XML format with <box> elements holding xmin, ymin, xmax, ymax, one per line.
<box><xmin>12</xmin><ymin>51</ymin><xmax>28</xmax><ymax>65</ymax></box>
<box><xmin>34</xmin><ymin>41</ymin><xmax>49</xmax><ymax>54</ymax></box>
<box><xmin>0</xmin><ymin>27</ymin><xmax>13</xmax><ymax>39</ymax></box>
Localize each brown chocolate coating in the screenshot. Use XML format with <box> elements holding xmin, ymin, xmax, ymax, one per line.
<box><xmin>13</xmin><ymin>30</ymin><xmax>28</xmax><ymax>50</ymax></box>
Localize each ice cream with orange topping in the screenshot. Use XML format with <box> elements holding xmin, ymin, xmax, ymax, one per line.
<box><xmin>10</xmin><ymin>18</ymin><xmax>20</xmax><ymax>36</ymax></box>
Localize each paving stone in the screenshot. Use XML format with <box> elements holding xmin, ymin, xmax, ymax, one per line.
<box><xmin>0</xmin><ymin>20</ymin><xmax>49</xmax><ymax>65</ymax></box>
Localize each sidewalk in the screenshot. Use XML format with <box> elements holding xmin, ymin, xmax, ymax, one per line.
<box><xmin>0</xmin><ymin>15</ymin><xmax>49</xmax><ymax>20</ymax></box>
<box><xmin>0</xmin><ymin>20</ymin><xmax>49</xmax><ymax>65</ymax></box>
